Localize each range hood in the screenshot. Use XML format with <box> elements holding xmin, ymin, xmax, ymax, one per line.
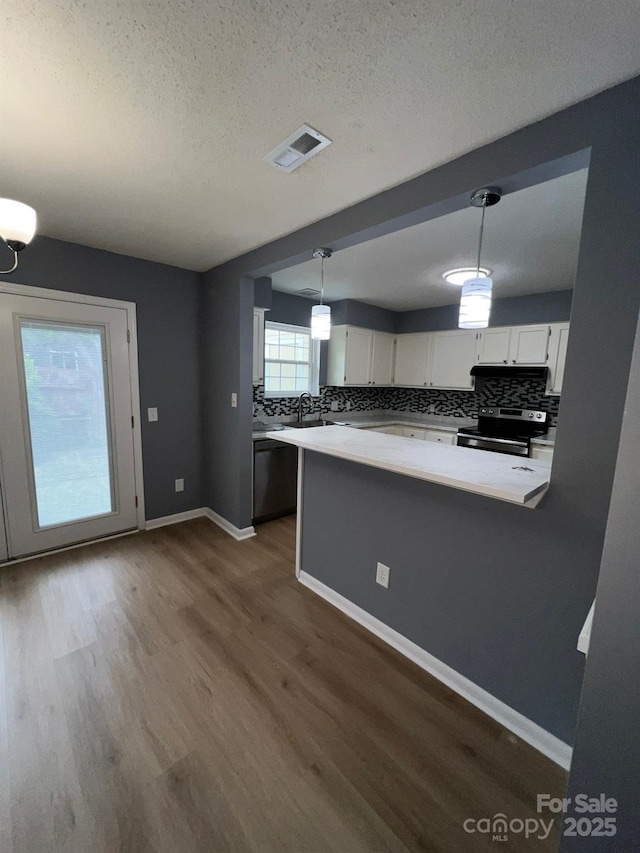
<box><xmin>470</xmin><ymin>365</ymin><xmax>549</xmax><ymax>380</ymax></box>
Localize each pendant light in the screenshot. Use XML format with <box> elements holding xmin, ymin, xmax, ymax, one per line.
<box><xmin>311</xmin><ymin>248</ymin><xmax>332</xmax><ymax>340</ymax></box>
<box><xmin>458</xmin><ymin>187</ymin><xmax>501</xmax><ymax>329</ymax></box>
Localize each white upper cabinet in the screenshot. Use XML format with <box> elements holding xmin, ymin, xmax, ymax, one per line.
<box><xmin>371</xmin><ymin>332</ymin><xmax>395</xmax><ymax>385</ymax></box>
<box><xmin>344</xmin><ymin>327</ymin><xmax>373</xmax><ymax>385</ymax></box>
<box><xmin>327</xmin><ymin>321</ymin><xmax>569</xmax><ymax>392</ymax></box>
<box><xmin>476</xmin><ymin>327</ymin><xmax>512</xmax><ymax>365</ymax></box>
<box><xmin>327</xmin><ymin>326</ymin><xmax>395</xmax><ymax>386</ymax></box>
<box><xmin>393</xmin><ymin>333</ymin><xmax>431</xmax><ymax>386</ymax></box>
<box><xmin>508</xmin><ymin>324</ymin><xmax>551</xmax><ymax>365</ymax></box>
<box><xmin>547</xmin><ymin>323</ymin><xmax>570</xmax><ymax>395</ymax></box>
<box><xmin>253</xmin><ymin>308</ymin><xmax>266</xmax><ymax>383</ymax></box>
<box><xmin>429</xmin><ymin>330</ymin><xmax>477</xmax><ymax>389</ymax></box>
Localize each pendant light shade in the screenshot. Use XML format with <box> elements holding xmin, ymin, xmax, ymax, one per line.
<box><xmin>458</xmin><ymin>277</ymin><xmax>493</xmax><ymax>329</ymax></box>
<box><xmin>0</xmin><ymin>198</ymin><xmax>37</xmax><ymax>274</ymax></box>
<box><xmin>458</xmin><ymin>186</ymin><xmax>501</xmax><ymax>330</ymax></box>
<box><xmin>311</xmin><ymin>247</ymin><xmax>333</xmax><ymax>340</ymax></box>
<box><xmin>311</xmin><ymin>304</ymin><xmax>331</xmax><ymax>340</ymax></box>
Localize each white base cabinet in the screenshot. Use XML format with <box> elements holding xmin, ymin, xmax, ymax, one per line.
<box><xmin>365</xmin><ymin>425</ymin><xmax>404</xmax><ymax>436</ymax></box>
<box><xmin>425</xmin><ymin>428</ymin><xmax>455</xmax><ymax>445</ymax></box>
<box><xmin>531</xmin><ymin>445</ymin><xmax>554</xmax><ymax>462</ymax></box>
<box><xmin>401</xmin><ymin>427</ymin><xmax>427</xmax><ymax>440</ymax></box>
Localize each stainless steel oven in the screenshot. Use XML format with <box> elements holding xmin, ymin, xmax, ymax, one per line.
<box><xmin>457</xmin><ymin>407</ymin><xmax>550</xmax><ymax>457</ymax></box>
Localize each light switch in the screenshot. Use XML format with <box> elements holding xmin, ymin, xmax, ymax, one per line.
<box><xmin>231</xmin><ymin>393</ymin><xmax>238</xmax><ymax>408</ymax></box>
<box><xmin>148</xmin><ymin>407</ymin><xmax>158</xmax><ymax>422</ymax></box>
<box><xmin>175</xmin><ymin>478</ymin><xmax>184</xmax><ymax>492</ymax></box>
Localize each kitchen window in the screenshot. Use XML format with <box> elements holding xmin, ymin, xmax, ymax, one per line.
<box><xmin>264</xmin><ymin>321</ymin><xmax>319</xmax><ymax>397</ymax></box>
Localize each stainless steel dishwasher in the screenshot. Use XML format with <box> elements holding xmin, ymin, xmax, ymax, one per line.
<box><xmin>253</xmin><ymin>438</ymin><xmax>298</xmax><ymax>524</ymax></box>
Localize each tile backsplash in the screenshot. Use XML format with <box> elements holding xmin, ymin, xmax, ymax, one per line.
<box><xmin>253</xmin><ymin>378</ymin><xmax>560</xmax><ymax>424</ymax></box>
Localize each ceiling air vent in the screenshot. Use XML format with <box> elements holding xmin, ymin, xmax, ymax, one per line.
<box><xmin>296</xmin><ymin>288</ymin><xmax>321</xmax><ymax>297</ymax></box>
<box><xmin>263</xmin><ymin>124</ymin><xmax>331</xmax><ymax>173</ymax></box>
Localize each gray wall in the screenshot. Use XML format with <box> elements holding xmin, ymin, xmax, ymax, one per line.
<box><xmin>0</xmin><ymin>236</ymin><xmax>202</xmax><ymax>520</ymax></box>
<box><xmin>200</xmin><ymin>76</ymin><xmax>640</xmax><ymax>749</ymax></box>
<box><xmin>301</xmin><ymin>451</ymin><xmax>588</xmax><ymax>742</ymax></box>
<box><xmin>561</xmin><ymin>311</ymin><xmax>640</xmax><ymax>849</ymax></box>
<box><xmin>268</xmin><ymin>289</ymin><xmax>572</xmax><ymax>335</ymax></box>
<box><xmin>330</xmin><ymin>299</ymin><xmax>397</xmax><ymax>332</ymax></box>
<box><xmin>269</xmin><ymin>289</ymin><xmax>319</xmax><ymax>327</ymax></box>
<box><xmin>200</xmin><ymin>272</ymin><xmax>254</xmax><ymax>526</ymax></box>
<box><xmin>396</xmin><ymin>289</ymin><xmax>573</xmax><ymax>333</ymax></box>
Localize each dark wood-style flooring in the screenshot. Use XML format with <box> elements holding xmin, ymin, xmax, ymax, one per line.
<box><xmin>0</xmin><ymin>516</ymin><xmax>567</xmax><ymax>852</ymax></box>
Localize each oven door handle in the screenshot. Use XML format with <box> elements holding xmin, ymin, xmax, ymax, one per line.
<box><xmin>457</xmin><ymin>433</ymin><xmax>528</xmax><ymax>447</ymax></box>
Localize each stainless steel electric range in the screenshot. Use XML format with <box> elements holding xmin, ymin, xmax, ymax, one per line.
<box><xmin>456</xmin><ymin>407</ymin><xmax>550</xmax><ymax>457</ymax></box>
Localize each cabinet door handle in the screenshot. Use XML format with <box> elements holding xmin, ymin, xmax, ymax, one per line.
<box><xmin>503</xmin><ymin>360</ymin><xmax>507</xmax><ymax>364</ymax></box>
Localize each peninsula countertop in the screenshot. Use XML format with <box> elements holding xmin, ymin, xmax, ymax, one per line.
<box><xmin>267</xmin><ymin>425</ymin><xmax>551</xmax><ymax>507</ymax></box>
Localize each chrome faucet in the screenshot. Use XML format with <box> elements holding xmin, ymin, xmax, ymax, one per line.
<box><xmin>297</xmin><ymin>392</ymin><xmax>313</xmax><ymax>422</ymax></box>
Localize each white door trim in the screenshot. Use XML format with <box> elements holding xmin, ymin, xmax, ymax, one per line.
<box><xmin>0</xmin><ymin>281</ymin><xmax>146</xmax><ymax>533</ymax></box>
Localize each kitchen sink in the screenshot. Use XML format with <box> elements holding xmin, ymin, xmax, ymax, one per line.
<box><xmin>288</xmin><ymin>419</ymin><xmax>330</xmax><ymax>429</ymax></box>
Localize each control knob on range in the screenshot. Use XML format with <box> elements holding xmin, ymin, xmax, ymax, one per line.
<box><xmin>528</xmin><ymin>413</ymin><xmax>534</xmax><ymax>418</ymax></box>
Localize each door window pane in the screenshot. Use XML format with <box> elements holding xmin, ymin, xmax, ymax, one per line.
<box><xmin>20</xmin><ymin>321</ymin><xmax>114</xmax><ymax>527</ymax></box>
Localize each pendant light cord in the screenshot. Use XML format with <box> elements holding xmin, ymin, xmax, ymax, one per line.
<box><xmin>320</xmin><ymin>256</ymin><xmax>324</xmax><ymax>306</ymax></box>
<box><xmin>476</xmin><ymin>201</ymin><xmax>486</xmax><ymax>276</ymax></box>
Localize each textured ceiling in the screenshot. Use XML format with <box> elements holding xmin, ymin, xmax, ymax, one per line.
<box><xmin>1</xmin><ymin>2</ymin><xmax>638</xmax><ymax>271</ymax></box>
<box><xmin>271</xmin><ymin>170</ymin><xmax>588</xmax><ymax>310</ymax></box>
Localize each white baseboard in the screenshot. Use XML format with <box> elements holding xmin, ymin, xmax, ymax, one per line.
<box><xmin>202</xmin><ymin>508</ymin><xmax>256</xmax><ymax>541</ymax></box>
<box><xmin>298</xmin><ymin>571</ymin><xmax>572</xmax><ymax>771</ymax></box>
<box><xmin>145</xmin><ymin>509</ymin><xmax>207</xmax><ymax>530</ymax></box>
<box><xmin>146</xmin><ymin>507</ymin><xmax>256</xmax><ymax>541</ymax></box>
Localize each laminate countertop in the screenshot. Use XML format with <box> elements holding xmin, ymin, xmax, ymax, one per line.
<box><xmin>267</xmin><ymin>425</ymin><xmax>550</xmax><ymax>507</ymax></box>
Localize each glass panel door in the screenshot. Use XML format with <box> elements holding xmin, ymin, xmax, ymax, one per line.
<box><xmin>20</xmin><ymin>320</ymin><xmax>115</xmax><ymax>528</ymax></box>
<box><xmin>0</xmin><ymin>292</ymin><xmax>138</xmax><ymax>558</ymax></box>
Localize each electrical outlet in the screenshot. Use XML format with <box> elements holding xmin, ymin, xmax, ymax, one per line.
<box><xmin>330</xmin><ymin>400</ymin><xmax>339</xmax><ymax>412</ymax></box>
<box><xmin>376</xmin><ymin>562</ymin><xmax>390</xmax><ymax>589</ymax></box>
<box><xmin>231</xmin><ymin>392</ymin><xmax>238</xmax><ymax>408</ymax></box>
<box><xmin>147</xmin><ymin>407</ymin><xmax>158</xmax><ymax>422</ymax></box>
<box><xmin>175</xmin><ymin>478</ymin><xmax>184</xmax><ymax>492</ymax></box>
<box><xmin>346</xmin><ymin>401</ymin><xmax>352</xmax><ymax>411</ymax></box>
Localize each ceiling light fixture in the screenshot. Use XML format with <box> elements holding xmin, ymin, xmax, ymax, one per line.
<box><xmin>458</xmin><ymin>187</ymin><xmax>501</xmax><ymax>330</ymax></box>
<box><xmin>443</xmin><ymin>267</ymin><xmax>491</xmax><ymax>286</ymax></box>
<box><xmin>0</xmin><ymin>198</ymin><xmax>37</xmax><ymax>274</ymax></box>
<box><xmin>311</xmin><ymin>248</ymin><xmax>332</xmax><ymax>340</ymax></box>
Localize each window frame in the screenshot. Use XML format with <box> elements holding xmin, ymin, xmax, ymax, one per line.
<box><xmin>263</xmin><ymin>321</ymin><xmax>320</xmax><ymax>398</ymax></box>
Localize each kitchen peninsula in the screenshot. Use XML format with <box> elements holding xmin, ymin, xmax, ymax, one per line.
<box><xmin>266</xmin><ymin>423</ymin><xmax>570</xmax><ymax>767</ymax></box>
<box><xmin>268</xmin><ymin>424</ymin><xmax>551</xmax><ymax>507</ymax></box>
